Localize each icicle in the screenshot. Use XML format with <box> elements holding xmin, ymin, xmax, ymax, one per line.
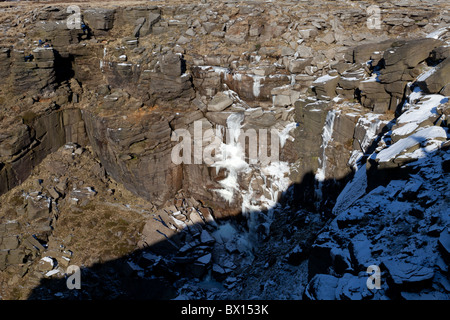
<box><xmin>315</xmin><ymin>109</ymin><xmax>337</xmax><ymax>201</ymax></box>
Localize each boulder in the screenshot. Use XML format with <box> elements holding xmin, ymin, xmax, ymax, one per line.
<box><xmin>438</xmin><ymin>228</ymin><xmax>450</xmax><ymax>262</ymax></box>
<box><xmin>6</xmin><ymin>249</ymin><xmax>26</xmax><ymax>265</ymax></box>
<box><xmin>207</xmin><ymin>92</ymin><xmax>233</xmax><ymax>112</ymax></box>
<box><xmin>304</xmin><ymin>274</ymin><xmax>339</xmax><ymax>300</ymax></box>
<box><xmin>308</xmin><ymin>242</ymin><xmax>334</xmax><ymax>279</ymax></box>
<box><xmin>140</xmin><ymin>12</ymin><xmax>161</xmax><ymax>36</ymax></box>
<box><xmin>335</xmin><ymin>273</ymin><xmax>374</xmax><ymax>300</ymax></box>
<box><xmin>317</xmin><ymin>31</ymin><xmax>335</xmax><ymax>45</ymax></box>
<box><xmin>430</xmin><ymin>46</ymin><xmax>450</xmax><ymax>63</ymax></box>
<box><xmin>417</xmin><ymin>58</ymin><xmax>450</xmax><ymax>94</ymax></box>
<box><xmin>225</xmin><ymin>20</ymin><xmax>249</xmax><ymax>45</ymax></box>
<box><xmin>313</xmin><ymin>74</ymin><xmax>340</xmax><ymax>99</ymax></box>
<box><xmin>383</xmin><ymin>39</ymin><xmax>443</xmax><ymax>69</ymax></box>
<box><xmin>359</xmin><ymin>80</ymin><xmax>391</xmax><ymax>112</ymax></box>
<box><xmin>0</xmin><ymin>251</ymin><xmax>7</xmax><ymax>271</ymax></box>
<box><xmin>159</xmin><ymin>52</ymin><xmax>183</xmax><ymax>77</ymax></box>
<box><xmin>288</xmin><ymin>58</ymin><xmax>312</xmax><ymax>73</ymax></box>
<box><xmin>353</xmin><ymin>39</ymin><xmax>396</xmax><ymax>64</ymax></box>
<box><xmin>26</xmin><ymin>198</ymin><xmax>51</xmax><ymax>221</ymax></box>
<box><xmin>348</xmin><ymin>234</ymin><xmax>373</xmax><ymax>271</ymax></box>
<box><xmin>296</xmin><ymin>45</ymin><xmax>314</xmax><ymax>58</ymax></box>
<box><xmin>83</xmin><ymin>8</ymin><xmax>115</xmax><ymax>31</ymax></box>
<box><xmin>0</xmin><ymin>236</ymin><xmax>19</xmax><ymax>250</ymax></box>
<box><xmin>382</xmin><ymin>258</ymin><xmax>434</xmax><ymax>291</ymax></box>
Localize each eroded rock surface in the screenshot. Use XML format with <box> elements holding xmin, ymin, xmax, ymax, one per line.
<box><xmin>0</xmin><ymin>0</ymin><xmax>449</xmax><ymax>300</ymax></box>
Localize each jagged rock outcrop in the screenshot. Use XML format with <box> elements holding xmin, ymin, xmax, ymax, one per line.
<box><xmin>0</xmin><ymin>0</ymin><xmax>449</xmax><ymax>300</ymax></box>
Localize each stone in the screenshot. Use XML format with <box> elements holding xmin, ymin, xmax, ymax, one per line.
<box><xmin>6</xmin><ymin>249</ymin><xmax>25</xmax><ymax>265</ymax></box>
<box><xmin>286</xmin><ymin>245</ymin><xmax>305</xmax><ymax>266</ymax></box>
<box><xmin>185</xmin><ymin>28</ymin><xmax>196</xmax><ymax>37</ymax></box>
<box><xmin>298</xmin><ymin>28</ymin><xmax>318</xmax><ymax>39</ymax></box>
<box><xmin>37</xmin><ymin>256</ymin><xmax>55</xmax><ymax>272</ymax></box>
<box><xmin>26</xmin><ymin>198</ymin><xmax>50</xmax><ymax>221</ymax></box>
<box><xmin>272</xmin><ymin>94</ymin><xmax>292</xmax><ymax>107</ymax></box>
<box><xmin>207</xmin><ymin>92</ymin><xmax>233</xmax><ymax>112</ymax></box>
<box><xmin>430</xmin><ymin>46</ymin><xmax>450</xmax><ymax>63</ymax></box>
<box><xmin>281</xmin><ymin>46</ymin><xmax>295</xmax><ymax>57</ymax></box>
<box><xmin>202</xmin><ymin>22</ymin><xmax>217</xmax><ymax>34</ymax></box>
<box><xmin>159</xmin><ymin>52</ymin><xmax>183</xmax><ymax>77</ymax></box>
<box><xmin>200</xmin><ymin>230</ymin><xmax>215</xmax><ymax>245</ymax></box>
<box><xmin>304</xmin><ymin>274</ymin><xmax>339</xmax><ymax>300</ymax></box>
<box><xmin>308</xmin><ymin>242</ymin><xmax>334</xmax><ymax>279</ymax></box>
<box><xmin>353</xmin><ymin>39</ymin><xmax>396</xmax><ymax>64</ymax></box>
<box><xmin>225</xmin><ymin>20</ymin><xmax>249</xmax><ymax>45</ymax></box>
<box><xmin>349</xmin><ymin>234</ymin><xmax>373</xmax><ymax>271</ymax></box>
<box><xmin>47</xmin><ymin>187</ymin><xmax>61</xmax><ymax>200</ymax></box>
<box><xmin>382</xmin><ymin>258</ymin><xmax>434</xmax><ymax>290</ymax></box>
<box><xmin>23</xmin><ymin>235</ymin><xmax>46</xmax><ymax>252</ymax></box>
<box><xmin>438</xmin><ymin>228</ymin><xmax>450</xmax><ymax>262</ymax></box>
<box><xmin>313</xmin><ymin>75</ymin><xmax>340</xmax><ymax>99</ymax></box>
<box><xmin>317</xmin><ymin>31</ymin><xmax>335</xmax><ymax>45</ymax></box>
<box><xmin>418</xmin><ymin>58</ymin><xmax>450</xmax><ymax>94</ymax></box>
<box><xmin>32</xmin><ymin>48</ymin><xmax>54</xmax><ymax>61</ymax></box>
<box><xmin>212</xmin><ymin>264</ymin><xmax>230</xmax><ymax>281</ymax></box>
<box><xmin>335</xmin><ymin>273</ymin><xmax>374</xmax><ymax>300</ymax></box>
<box><xmin>211</xmin><ymin>31</ymin><xmax>225</xmax><ymax>38</ymax></box>
<box><xmin>177</xmin><ymin>36</ymin><xmax>190</xmax><ymax>45</ymax></box>
<box><xmin>83</xmin><ymin>8</ymin><xmax>115</xmax><ymax>31</ymax></box>
<box><xmin>0</xmin><ymin>251</ymin><xmax>7</xmax><ymax>271</ymax></box>
<box><xmin>188</xmin><ymin>261</ymin><xmax>208</xmax><ymax>278</ymax></box>
<box><xmin>288</xmin><ymin>58</ymin><xmax>312</xmax><ymax>73</ymax></box>
<box><xmin>0</xmin><ymin>236</ymin><xmax>19</xmax><ymax>250</ymax></box>
<box><xmin>296</xmin><ymin>45</ymin><xmax>314</xmax><ymax>58</ymax></box>
<box><xmin>383</xmin><ymin>38</ymin><xmax>443</xmax><ymax>69</ymax></box>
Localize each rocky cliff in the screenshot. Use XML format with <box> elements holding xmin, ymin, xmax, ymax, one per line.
<box><xmin>0</xmin><ymin>0</ymin><xmax>449</xmax><ymax>300</ymax></box>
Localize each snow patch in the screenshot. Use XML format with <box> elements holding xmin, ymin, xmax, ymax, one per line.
<box><xmin>376</xmin><ymin>126</ymin><xmax>447</xmax><ymax>162</ymax></box>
